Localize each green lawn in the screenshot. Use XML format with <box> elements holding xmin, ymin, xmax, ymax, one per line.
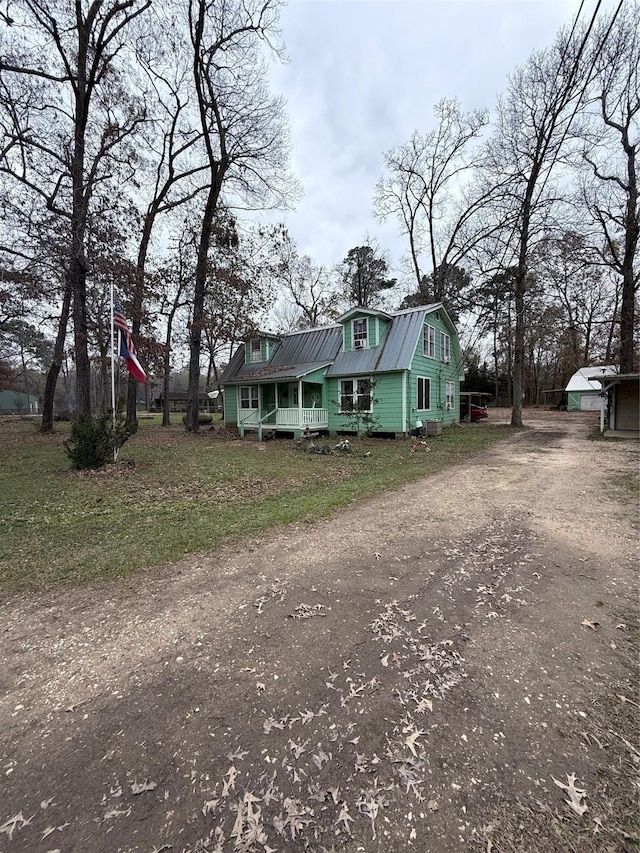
<box><xmin>0</xmin><ymin>416</ymin><xmax>512</xmax><ymax>595</ymax></box>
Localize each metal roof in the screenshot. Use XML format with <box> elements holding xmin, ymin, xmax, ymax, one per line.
<box><xmin>218</xmin><ymin>346</ymin><xmax>245</xmax><ymax>385</ymax></box>
<box><xmin>220</xmin><ymin>325</ymin><xmax>342</xmax><ymax>385</ymax></box>
<box><xmin>220</xmin><ymin>305</ymin><xmax>453</xmax><ymax>385</ymax></box>
<box><xmin>271</xmin><ymin>325</ymin><xmax>342</xmax><ymax>366</ymax></box>
<box><xmin>565</xmin><ymin>365</ymin><xmax>618</xmax><ymax>392</ymax></box>
<box><xmin>326</xmin><ymin>309</ymin><xmax>425</xmax><ymax>376</ymax></box>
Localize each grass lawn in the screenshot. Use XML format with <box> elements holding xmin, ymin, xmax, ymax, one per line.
<box><xmin>0</xmin><ymin>415</ymin><xmax>513</xmax><ymax>596</ymax></box>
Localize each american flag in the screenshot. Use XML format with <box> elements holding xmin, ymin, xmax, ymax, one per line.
<box><xmin>114</xmin><ymin>304</ymin><xmax>146</xmax><ymax>383</ymax></box>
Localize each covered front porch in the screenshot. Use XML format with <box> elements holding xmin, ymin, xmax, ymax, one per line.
<box><xmin>237</xmin><ymin>379</ymin><xmax>328</xmax><ymax>439</ymax></box>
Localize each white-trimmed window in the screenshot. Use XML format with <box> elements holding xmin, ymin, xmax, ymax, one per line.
<box><xmin>339</xmin><ymin>378</ymin><xmax>372</xmax><ymax>412</ymax></box>
<box><xmin>422</xmin><ymin>324</ymin><xmax>435</xmax><ymax>358</ymax></box>
<box><xmin>446</xmin><ymin>381</ymin><xmax>454</xmax><ymax>411</ymax></box>
<box><xmin>250</xmin><ymin>339</ymin><xmax>262</xmax><ymax>363</ymax></box>
<box><xmin>240</xmin><ymin>385</ymin><xmax>259</xmax><ymax>409</ymax></box>
<box><xmin>440</xmin><ymin>332</ymin><xmax>451</xmax><ymax>363</ymax></box>
<box><xmin>352</xmin><ymin>318</ymin><xmax>368</xmax><ymax>349</ymax></box>
<box><xmin>417</xmin><ymin>376</ymin><xmax>431</xmax><ymax>410</ymax></box>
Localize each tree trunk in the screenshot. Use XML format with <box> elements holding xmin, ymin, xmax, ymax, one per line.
<box><xmin>619</xmin><ymin>132</ymin><xmax>638</xmax><ymax>373</ymax></box>
<box><xmin>70</xmin><ymin>252</ymin><xmax>91</xmax><ymax>418</ymax></box>
<box><xmin>41</xmin><ymin>283</ymin><xmax>73</xmax><ymax>432</ymax></box>
<box><xmin>186</xmin><ymin>180</ymin><xmax>220</xmax><ymax>433</ymax></box>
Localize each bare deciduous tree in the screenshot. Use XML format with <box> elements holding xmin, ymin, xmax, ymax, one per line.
<box><xmin>484</xmin><ymin>17</ymin><xmax>598</xmax><ymax>426</ymax></box>
<box><xmin>0</xmin><ymin>0</ymin><xmax>151</xmax><ymax>422</ymax></box>
<box><xmin>580</xmin><ymin>1</ymin><xmax>639</xmax><ymax>372</ymax></box>
<box><xmin>374</xmin><ymin>98</ymin><xmax>492</xmax><ymax>314</ymax></box>
<box><xmin>185</xmin><ymin>0</ymin><xmax>298</xmax><ymax>432</ymax></box>
<box><xmin>273</xmin><ymin>231</ymin><xmax>339</xmax><ymax>330</ymax></box>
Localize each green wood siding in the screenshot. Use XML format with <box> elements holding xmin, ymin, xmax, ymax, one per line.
<box><xmin>370</xmin><ymin>373</ymin><xmax>404</xmax><ymax>430</ymax></box>
<box><xmin>342</xmin><ymin>313</ymin><xmax>389</xmax><ymax>351</ymax></box>
<box><xmin>223</xmin><ymin>385</ymin><xmax>239</xmax><ymax>426</ymax></box>
<box><xmin>567</xmin><ymin>392</ymin><xmax>580</xmax><ymax>411</ymax></box>
<box><xmin>410</xmin><ymin>315</ymin><xmax>461</xmax><ymax>426</ymax></box>
<box><xmin>244</xmin><ymin>338</ymin><xmax>277</xmax><ymax>363</ymax></box>
<box><xmin>326</xmin><ymin>372</ymin><xmax>404</xmax><ymax>433</ymax></box>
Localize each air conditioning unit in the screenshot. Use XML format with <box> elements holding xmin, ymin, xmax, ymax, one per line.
<box><xmin>354</xmin><ymin>339</ymin><xmax>364</xmax><ymax>349</ymax></box>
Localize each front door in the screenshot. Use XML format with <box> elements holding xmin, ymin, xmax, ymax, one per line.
<box><xmin>263</xmin><ymin>386</ymin><xmax>276</xmax><ymax>412</ymax></box>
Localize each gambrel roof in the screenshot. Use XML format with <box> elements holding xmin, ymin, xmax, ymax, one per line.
<box><xmin>565</xmin><ymin>365</ymin><xmax>618</xmax><ymax>392</ymax></box>
<box><xmin>220</xmin><ymin>304</ymin><xmax>457</xmax><ymax>385</ymax></box>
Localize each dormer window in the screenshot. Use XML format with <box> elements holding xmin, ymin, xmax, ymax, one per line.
<box><xmin>250</xmin><ymin>339</ymin><xmax>262</xmax><ymax>363</ymax></box>
<box><xmin>352</xmin><ymin>318</ymin><xmax>368</xmax><ymax>349</ymax></box>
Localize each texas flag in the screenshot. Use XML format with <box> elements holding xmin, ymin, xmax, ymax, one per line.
<box><xmin>114</xmin><ymin>304</ymin><xmax>147</xmax><ymax>383</ymax></box>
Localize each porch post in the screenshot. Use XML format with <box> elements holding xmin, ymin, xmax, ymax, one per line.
<box><xmin>298</xmin><ymin>379</ymin><xmax>303</xmax><ymax>426</ymax></box>
<box><xmin>402</xmin><ymin>370</ymin><xmax>408</xmax><ymax>436</ymax></box>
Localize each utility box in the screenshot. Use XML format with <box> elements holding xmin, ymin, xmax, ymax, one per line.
<box><xmin>426</xmin><ymin>419</ymin><xmax>443</xmax><ymax>437</ymax></box>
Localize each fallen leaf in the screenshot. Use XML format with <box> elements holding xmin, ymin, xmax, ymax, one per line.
<box><xmin>581</xmin><ymin>619</ymin><xmax>600</xmax><ymax>630</ymax></box>
<box><xmin>404</xmin><ymin>728</ymin><xmax>425</xmax><ymax>757</ymax></box>
<box><xmin>336</xmin><ymin>802</ymin><xmax>354</xmax><ymax>834</ymax></box>
<box><xmin>552</xmin><ymin>773</ymin><xmax>588</xmax><ymax>816</ymax></box>
<box><xmin>202</xmin><ymin>799</ymin><xmax>219</xmax><ymax>815</ymax></box>
<box><xmin>130</xmin><ymin>780</ymin><xmax>157</xmax><ymax>795</ymax></box>
<box><xmin>0</xmin><ymin>812</ymin><xmax>33</xmax><ymax>840</ymax></box>
<box><xmin>65</xmin><ymin>698</ymin><xmax>90</xmax><ymax>713</ymax></box>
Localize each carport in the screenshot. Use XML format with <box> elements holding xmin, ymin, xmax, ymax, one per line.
<box><xmin>597</xmin><ymin>373</ymin><xmax>640</xmax><ymax>437</ymax></box>
<box><xmin>459</xmin><ymin>391</ymin><xmax>491</xmax><ymax>422</ymax></box>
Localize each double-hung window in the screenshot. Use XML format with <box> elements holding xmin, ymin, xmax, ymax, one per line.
<box><xmin>422</xmin><ymin>324</ymin><xmax>435</xmax><ymax>358</ymax></box>
<box><xmin>240</xmin><ymin>385</ymin><xmax>259</xmax><ymax>409</ymax></box>
<box><xmin>352</xmin><ymin>318</ymin><xmax>368</xmax><ymax>349</ymax></box>
<box><xmin>250</xmin><ymin>339</ymin><xmax>262</xmax><ymax>363</ymax></box>
<box><xmin>339</xmin><ymin>378</ymin><xmax>372</xmax><ymax>412</ymax></box>
<box><xmin>440</xmin><ymin>332</ymin><xmax>451</xmax><ymax>363</ymax></box>
<box><xmin>446</xmin><ymin>381</ymin><xmax>454</xmax><ymax>411</ymax></box>
<box><xmin>417</xmin><ymin>377</ymin><xmax>431</xmax><ymax>411</ymax></box>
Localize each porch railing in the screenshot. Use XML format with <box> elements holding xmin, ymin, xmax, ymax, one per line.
<box><xmin>275</xmin><ymin>407</ymin><xmax>328</xmax><ymax>428</ymax></box>
<box><xmin>238</xmin><ymin>408</ymin><xmax>260</xmax><ymax>427</ymax></box>
<box><xmin>237</xmin><ymin>406</ymin><xmax>329</xmax><ymax>433</ymax></box>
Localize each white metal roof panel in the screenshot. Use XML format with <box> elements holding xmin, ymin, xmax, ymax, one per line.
<box><xmin>565</xmin><ymin>365</ymin><xmax>618</xmax><ymax>392</ymax></box>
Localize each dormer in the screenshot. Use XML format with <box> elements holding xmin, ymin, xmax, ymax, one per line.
<box><xmin>244</xmin><ymin>333</ymin><xmax>280</xmax><ymax>364</ymax></box>
<box><xmin>338</xmin><ymin>307</ymin><xmax>392</xmax><ymax>352</ymax></box>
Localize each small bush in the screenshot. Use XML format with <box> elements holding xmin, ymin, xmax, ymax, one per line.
<box><xmin>64</xmin><ymin>411</ymin><xmax>138</xmax><ymax>470</ymax></box>
<box><xmin>182</xmin><ymin>413</ymin><xmax>213</xmax><ymax>426</ymax></box>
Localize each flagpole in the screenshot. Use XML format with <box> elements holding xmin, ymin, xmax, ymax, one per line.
<box><xmin>110</xmin><ymin>282</ymin><xmax>118</xmax><ymax>462</ymax></box>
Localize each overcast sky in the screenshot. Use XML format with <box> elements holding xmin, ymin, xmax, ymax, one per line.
<box><xmin>266</xmin><ymin>0</ymin><xmax>595</xmax><ymax>286</ymax></box>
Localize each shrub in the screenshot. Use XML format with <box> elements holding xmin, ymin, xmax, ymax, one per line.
<box><xmin>64</xmin><ymin>411</ymin><xmax>138</xmax><ymax>470</ymax></box>
<box><xmin>182</xmin><ymin>413</ymin><xmax>213</xmax><ymax>426</ymax></box>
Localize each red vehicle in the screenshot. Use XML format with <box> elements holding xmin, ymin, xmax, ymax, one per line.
<box><xmin>460</xmin><ymin>396</ymin><xmax>489</xmax><ymax>422</ymax></box>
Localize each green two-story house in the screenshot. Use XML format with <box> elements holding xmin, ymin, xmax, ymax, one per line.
<box><xmin>219</xmin><ymin>304</ymin><xmax>464</xmax><ymax>439</ymax></box>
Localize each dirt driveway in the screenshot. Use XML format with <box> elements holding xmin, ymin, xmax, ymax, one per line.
<box><xmin>1</xmin><ymin>411</ymin><xmax>638</xmax><ymax>853</ymax></box>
